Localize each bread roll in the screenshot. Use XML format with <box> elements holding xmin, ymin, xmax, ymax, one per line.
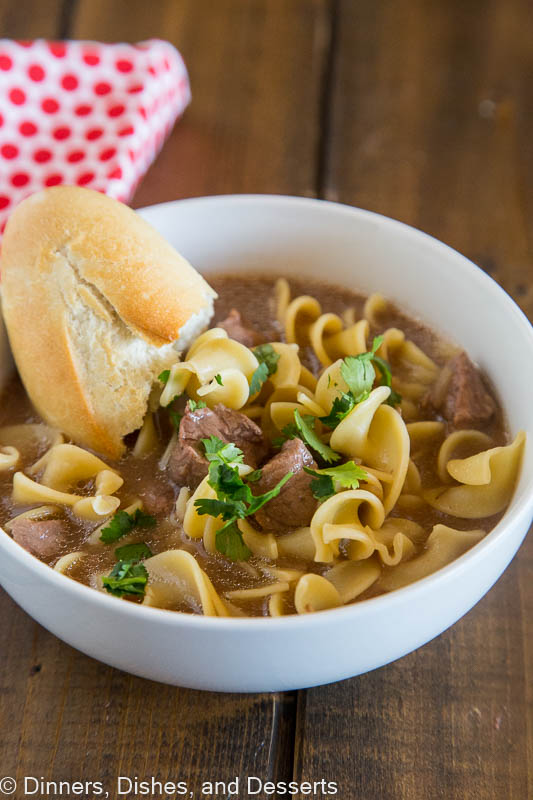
<box><xmin>1</xmin><ymin>187</ymin><xmax>216</xmax><ymax>458</ymax></box>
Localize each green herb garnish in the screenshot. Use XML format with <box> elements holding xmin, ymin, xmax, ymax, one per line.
<box><xmin>100</xmin><ymin>508</ymin><xmax>156</xmax><ymax>544</ymax></box>
<box><xmin>188</xmin><ymin>399</ymin><xmax>207</xmax><ymax>412</ymax></box>
<box><xmin>114</xmin><ymin>542</ymin><xmax>153</xmax><ymax>562</ymax></box>
<box><xmin>214</xmin><ymin>521</ymin><xmax>251</xmax><ymax>562</ymax></box>
<box><xmin>249</xmin><ymin>344</ymin><xmax>281</xmax><ymax>395</ymax></box>
<box><xmin>214</xmin><ymin>373</ymin><xmax>223</xmax><ymax>386</ymax></box>
<box><xmin>102</xmin><ymin>561</ymin><xmax>148</xmax><ymax>597</ymax></box>
<box><xmin>194</xmin><ymin>439</ymin><xmax>293</xmax><ymax>561</ymax></box>
<box><xmin>158</xmin><ymin>369</ymin><xmax>170</xmax><ymax>384</ymax></box>
<box><xmin>320</xmin><ymin>336</ymin><xmax>401</xmax><ymax>430</ymax></box>
<box><xmin>304</xmin><ymin>461</ymin><xmax>369</xmax><ymax>502</ymax></box>
<box><xmin>279</xmin><ymin>410</ymin><xmax>341</xmax><ymax>463</ymax></box>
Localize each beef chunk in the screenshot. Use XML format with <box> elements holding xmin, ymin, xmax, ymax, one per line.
<box><xmin>253</xmin><ymin>439</ymin><xmax>318</xmax><ymax>531</ymax></box>
<box><xmin>11</xmin><ymin>518</ymin><xmax>68</xmax><ymax>561</ymax></box>
<box><xmin>218</xmin><ymin>309</ymin><xmax>265</xmax><ymax>348</ymax></box>
<box><xmin>137</xmin><ymin>479</ymin><xmax>175</xmax><ymax>516</ymax></box>
<box><xmin>427</xmin><ymin>351</ymin><xmax>495</xmax><ymax>428</ymax></box>
<box><xmin>169</xmin><ymin>403</ymin><xmax>269</xmax><ymax>490</ymax></box>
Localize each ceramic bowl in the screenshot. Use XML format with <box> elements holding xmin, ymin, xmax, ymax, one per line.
<box><xmin>1</xmin><ymin>195</ymin><xmax>532</xmax><ymax>691</ymax></box>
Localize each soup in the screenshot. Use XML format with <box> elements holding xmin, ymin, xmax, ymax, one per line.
<box><xmin>0</xmin><ymin>276</ymin><xmax>524</xmax><ymax>617</ymax></box>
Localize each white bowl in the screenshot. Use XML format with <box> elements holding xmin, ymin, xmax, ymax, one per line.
<box><xmin>1</xmin><ymin>195</ymin><xmax>532</xmax><ymax>692</ymax></box>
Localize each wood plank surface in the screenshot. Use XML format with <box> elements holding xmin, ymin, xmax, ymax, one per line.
<box><xmin>294</xmin><ymin>1</ymin><xmax>533</xmax><ymax>798</ymax></box>
<box><xmin>0</xmin><ymin>0</ymin><xmax>328</xmax><ymax>793</ymax></box>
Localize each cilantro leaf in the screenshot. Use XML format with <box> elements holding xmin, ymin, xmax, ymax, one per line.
<box><xmin>214</xmin><ymin>373</ymin><xmax>223</xmax><ymax>386</ymax></box>
<box><xmin>249</xmin><ymin>344</ymin><xmax>280</xmax><ymax>395</ymax></box>
<box><xmin>371</xmin><ymin>355</ymin><xmax>402</xmax><ymax>407</ymax></box>
<box><xmin>292</xmin><ymin>410</ymin><xmax>341</xmax><ymax>463</ymax></box>
<box><xmin>188</xmin><ymin>399</ymin><xmax>206</xmax><ymax>412</ymax></box>
<box><xmin>307</xmin><ymin>473</ymin><xmax>335</xmax><ymax>502</ymax></box>
<box><xmin>195</xmin><ymin>497</ymin><xmax>247</xmax><ymax>521</ymax></box>
<box><xmin>246</xmin><ymin>469</ymin><xmax>263</xmax><ymax>483</ymax></box>
<box><xmin>202</xmin><ymin>436</ymin><xmax>244</xmax><ymax>465</ymax></box>
<box><xmin>215</xmin><ymin>521</ymin><xmax>252</xmax><ymax>562</ymax></box>
<box><xmin>341</xmin><ymin>355</ymin><xmax>375</xmax><ymax>403</ymax></box>
<box><xmin>319</xmin><ymin>392</ymin><xmax>355</xmax><ymax>430</ymax></box>
<box><xmin>158</xmin><ymin>369</ymin><xmax>170</xmax><ymax>385</ymax></box>
<box><xmin>249</xmin><ymin>361</ymin><xmax>270</xmax><ymax>395</ymax></box>
<box><xmin>209</xmin><ymin>462</ymin><xmax>252</xmax><ymax>503</ymax></box>
<box><xmin>194</xmin><ymin>436</ymin><xmax>295</xmax><ymax>561</ymax></box>
<box><xmin>304</xmin><ymin>461</ymin><xmax>368</xmax><ymax>501</ymax></box>
<box><xmin>100</xmin><ymin>508</ymin><xmax>156</xmax><ymax>544</ymax></box>
<box><xmin>114</xmin><ymin>542</ymin><xmax>153</xmax><ymax>562</ymax></box>
<box><xmin>102</xmin><ymin>561</ymin><xmax>148</xmax><ymax>597</ymax></box>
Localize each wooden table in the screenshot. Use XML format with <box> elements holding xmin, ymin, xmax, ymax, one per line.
<box><xmin>1</xmin><ymin>2</ymin><xmax>532</xmax><ymax>798</ymax></box>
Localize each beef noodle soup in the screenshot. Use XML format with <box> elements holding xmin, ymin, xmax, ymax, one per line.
<box><xmin>0</xmin><ymin>276</ymin><xmax>524</xmax><ymax>617</ymax></box>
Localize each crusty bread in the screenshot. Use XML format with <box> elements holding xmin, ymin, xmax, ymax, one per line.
<box><xmin>0</xmin><ymin>187</ymin><xmax>216</xmax><ymax>458</ymax></box>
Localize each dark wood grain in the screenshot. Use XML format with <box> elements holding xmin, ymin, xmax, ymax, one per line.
<box><xmin>0</xmin><ymin>0</ymin><xmax>328</xmax><ymax>793</ymax></box>
<box><xmin>0</xmin><ymin>0</ymin><xmax>63</xmax><ymax>39</ymax></box>
<box><xmin>72</xmin><ymin>0</ymin><xmax>330</xmax><ymax>206</ymax></box>
<box><xmin>295</xmin><ymin>1</ymin><xmax>533</xmax><ymax>798</ymax></box>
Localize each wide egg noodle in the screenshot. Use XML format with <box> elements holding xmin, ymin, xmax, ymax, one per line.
<box><xmin>330</xmin><ymin>386</ymin><xmax>410</xmax><ymax>514</ymax></box>
<box><xmin>160</xmin><ymin>330</ymin><xmax>259</xmax><ymax>410</ymax></box>
<box><xmin>436</xmin><ymin>429</ymin><xmax>493</xmax><ymax>484</ymax></box>
<box><xmin>0</xmin><ymin>446</ymin><xmax>19</xmax><ymax>470</ymax></box>
<box><xmin>31</xmin><ymin>443</ymin><xmax>117</xmax><ymax>492</ymax></box>
<box><xmin>310</xmin><ymin>488</ymin><xmax>386</xmax><ymax>563</ymax></box>
<box><xmin>325</xmin><ymin>557</ymin><xmax>381</xmax><ymax>603</ymax></box>
<box><xmin>377</xmin><ymin>525</ymin><xmax>486</xmax><ymax>592</ymax></box>
<box><xmin>424</xmin><ymin>431</ymin><xmax>525</xmax><ymax>518</ymax></box>
<box><xmin>294</xmin><ymin>573</ymin><xmax>343</xmax><ymax>614</ymax></box>
<box><xmin>143</xmin><ymin>549</ymin><xmax>229</xmax><ymax>616</ymax></box>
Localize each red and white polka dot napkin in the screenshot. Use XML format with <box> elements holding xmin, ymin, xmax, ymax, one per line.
<box><xmin>0</xmin><ymin>38</ymin><xmax>191</xmax><ymax>232</ymax></box>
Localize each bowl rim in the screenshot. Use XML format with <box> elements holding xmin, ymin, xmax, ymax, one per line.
<box><xmin>1</xmin><ymin>192</ymin><xmax>532</xmax><ymax>631</ymax></box>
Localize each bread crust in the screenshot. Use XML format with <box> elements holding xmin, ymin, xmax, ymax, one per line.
<box><xmin>0</xmin><ymin>187</ymin><xmax>216</xmax><ymax>458</ymax></box>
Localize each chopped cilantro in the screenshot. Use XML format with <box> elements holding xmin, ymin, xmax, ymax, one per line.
<box><xmin>216</xmin><ymin>521</ymin><xmax>252</xmax><ymax>562</ymax></box>
<box><xmin>202</xmin><ymin>436</ymin><xmax>244</xmax><ymax>465</ymax></box>
<box><xmin>246</xmin><ymin>469</ymin><xmax>262</xmax><ymax>483</ymax></box>
<box><xmin>249</xmin><ymin>361</ymin><xmax>270</xmax><ymax>395</ymax></box>
<box><xmin>307</xmin><ymin>473</ymin><xmax>336</xmax><ymax>502</ymax></box>
<box><xmin>214</xmin><ymin>373</ymin><xmax>223</xmax><ymax>386</ymax></box>
<box><xmin>102</xmin><ymin>561</ymin><xmax>148</xmax><ymax>597</ymax></box>
<box><xmin>320</xmin><ymin>336</ymin><xmax>400</xmax><ymax>429</ymax></box>
<box><xmin>290</xmin><ymin>410</ymin><xmax>341</xmax><ymax>463</ymax></box>
<box><xmin>194</xmin><ymin>497</ymin><xmax>247</xmax><ymax>521</ymax></box>
<box><xmin>114</xmin><ymin>542</ymin><xmax>153</xmax><ymax>562</ymax></box>
<box><xmin>304</xmin><ymin>461</ymin><xmax>368</xmax><ymax>502</ymax></box>
<box><xmin>158</xmin><ymin>369</ymin><xmax>170</xmax><ymax>385</ymax></box>
<box><xmin>194</xmin><ymin>438</ymin><xmax>293</xmax><ymax>561</ymax></box>
<box><xmin>320</xmin><ymin>392</ymin><xmax>355</xmax><ymax>430</ymax></box>
<box><xmin>188</xmin><ymin>399</ymin><xmax>206</xmax><ymax>412</ymax></box>
<box><xmin>100</xmin><ymin>508</ymin><xmax>156</xmax><ymax>544</ymax></box>
<box><xmin>249</xmin><ymin>344</ymin><xmax>280</xmax><ymax>394</ymax></box>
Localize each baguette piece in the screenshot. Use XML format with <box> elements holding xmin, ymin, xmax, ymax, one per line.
<box><xmin>1</xmin><ymin>187</ymin><xmax>216</xmax><ymax>458</ymax></box>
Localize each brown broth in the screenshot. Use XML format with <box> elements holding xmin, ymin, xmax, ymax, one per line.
<box><xmin>0</xmin><ymin>274</ymin><xmax>509</xmax><ymax>615</ymax></box>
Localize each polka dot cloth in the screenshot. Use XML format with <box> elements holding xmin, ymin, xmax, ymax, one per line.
<box><xmin>0</xmin><ymin>39</ymin><xmax>191</xmax><ymax>232</ymax></box>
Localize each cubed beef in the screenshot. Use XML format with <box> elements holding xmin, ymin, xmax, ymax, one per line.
<box><xmin>168</xmin><ymin>403</ymin><xmax>269</xmax><ymax>490</ymax></box>
<box><xmin>252</xmin><ymin>439</ymin><xmax>318</xmax><ymax>531</ymax></box>
<box><xmin>218</xmin><ymin>309</ymin><xmax>265</xmax><ymax>348</ymax></box>
<box><xmin>427</xmin><ymin>352</ymin><xmax>495</xmax><ymax>428</ymax></box>
<box><xmin>11</xmin><ymin>518</ymin><xmax>68</xmax><ymax>561</ymax></box>
<box><xmin>137</xmin><ymin>478</ymin><xmax>175</xmax><ymax>516</ymax></box>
